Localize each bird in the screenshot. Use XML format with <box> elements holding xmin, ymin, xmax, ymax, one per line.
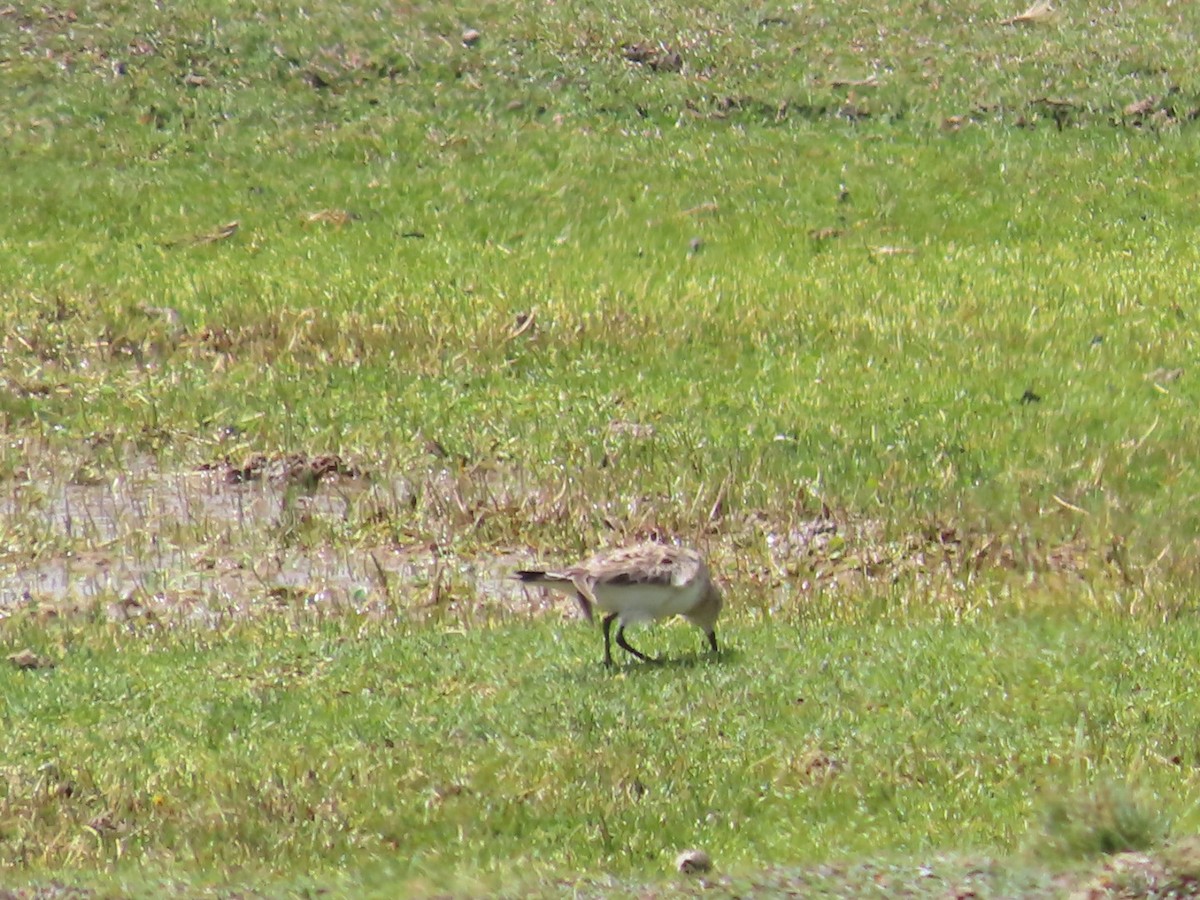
<box><xmin>514</xmin><ymin>542</ymin><xmax>723</xmax><ymax>667</ymax></box>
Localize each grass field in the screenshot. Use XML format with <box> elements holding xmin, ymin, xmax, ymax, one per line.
<box><xmin>4</xmin><ymin>0</ymin><xmax>1200</xmax><ymax>895</ymax></box>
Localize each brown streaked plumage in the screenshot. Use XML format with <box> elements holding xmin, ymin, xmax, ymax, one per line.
<box><xmin>515</xmin><ymin>542</ymin><xmax>723</xmax><ymax>667</ymax></box>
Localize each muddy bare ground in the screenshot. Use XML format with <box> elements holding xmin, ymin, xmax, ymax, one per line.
<box><xmin>0</xmin><ymin>452</ymin><xmax>557</xmax><ymax>625</ymax></box>
<box><xmin>0</xmin><ymin>451</ymin><xmax>1128</xmax><ymax>626</ymax></box>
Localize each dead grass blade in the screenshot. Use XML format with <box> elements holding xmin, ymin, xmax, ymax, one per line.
<box><xmin>868</xmin><ymin>245</ymin><xmax>916</xmax><ymax>258</ymax></box>
<box><xmin>507</xmin><ymin>310</ymin><xmax>537</xmax><ymax>341</ymax></box>
<box><xmin>163</xmin><ymin>221</ymin><xmax>240</xmax><ymax>248</ymax></box>
<box><xmin>302</xmin><ymin>209</ymin><xmax>360</xmax><ymax>227</ymax></box>
<box><xmin>829</xmin><ymin>75</ymin><xmax>880</xmax><ymax>88</ymax></box>
<box><xmin>1051</xmin><ymin>494</ymin><xmax>1088</xmax><ymax>515</ymax></box>
<box><xmin>1001</xmin><ymin>1</ymin><xmax>1056</xmax><ymax>26</ymax></box>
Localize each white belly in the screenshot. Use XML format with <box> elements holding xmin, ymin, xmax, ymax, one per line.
<box><xmin>591</xmin><ymin>581</ymin><xmax>702</xmax><ymax>623</ymax></box>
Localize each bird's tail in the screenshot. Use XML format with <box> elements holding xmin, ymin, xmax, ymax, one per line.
<box><xmin>513</xmin><ymin>569</ymin><xmax>566</xmax><ymax>586</ymax></box>
<box><xmin>513</xmin><ymin>570</ymin><xmax>594</xmax><ymax>622</ymax></box>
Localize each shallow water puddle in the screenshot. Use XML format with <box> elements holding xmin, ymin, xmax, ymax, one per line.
<box><xmin>0</xmin><ymin>464</ymin><xmax>547</xmax><ymax>621</ymax></box>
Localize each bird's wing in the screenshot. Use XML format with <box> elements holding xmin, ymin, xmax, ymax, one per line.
<box><xmin>571</xmin><ymin>543</ymin><xmax>701</xmax><ymax>589</ymax></box>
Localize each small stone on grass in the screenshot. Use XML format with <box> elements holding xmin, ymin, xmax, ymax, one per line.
<box><xmin>676</xmin><ymin>848</ymin><xmax>712</xmax><ymax>875</ymax></box>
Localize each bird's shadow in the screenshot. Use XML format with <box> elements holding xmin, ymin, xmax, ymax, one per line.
<box><xmin>607</xmin><ymin>647</ymin><xmax>739</xmax><ymax>673</ymax></box>
<box><xmin>552</xmin><ymin>649</ymin><xmax>736</xmax><ymax>683</ymax></box>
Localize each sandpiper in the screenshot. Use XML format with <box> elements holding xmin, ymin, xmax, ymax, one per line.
<box><xmin>515</xmin><ymin>542</ymin><xmax>723</xmax><ymax>666</ymax></box>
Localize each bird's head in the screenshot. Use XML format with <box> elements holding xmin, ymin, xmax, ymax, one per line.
<box><xmin>686</xmin><ymin>576</ymin><xmax>723</xmax><ymax>639</ymax></box>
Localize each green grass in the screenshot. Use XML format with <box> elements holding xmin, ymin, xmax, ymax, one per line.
<box><xmin>2</xmin><ymin>592</ymin><xmax>1200</xmax><ymax>896</ymax></box>
<box><xmin>5</xmin><ymin>0</ymin><xmax>1200</xmax><ymax>894</ymax></box>
<box><xmin>3</xmin><ymin>0</ymin><xmax>1200</xmax><ymax>560</ymax></box>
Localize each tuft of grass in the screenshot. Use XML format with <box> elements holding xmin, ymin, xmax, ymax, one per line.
<box><xmin>1037</xmin><ymin>781</ymin><xmax>1169</xmax><ymax>860</ymax></box>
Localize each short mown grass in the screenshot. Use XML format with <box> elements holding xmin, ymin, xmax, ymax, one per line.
<box><xmin>5</xmin><ymin>0</ymin><xmax>1200</xmax><ymax>895</ymax></box>
<box><xmin>2</xmin><ymin>590</ymin><xmax>1200</xmax><ymax>896</ymax></box>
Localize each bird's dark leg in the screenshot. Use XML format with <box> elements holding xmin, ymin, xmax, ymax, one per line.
<box><xmin>706</xmin><ymin>630</ymin><xmax>719</xmax><ymax>655</ymax></box>
<box><xmin>602</xmin><ymin>613</ymin><xmax>617</xmax><ymax>667</ymax></box>
<box><xmin>615</xmin><ymin>623</ymin><xmax>651</xmax><ymax>662</ymax></box>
